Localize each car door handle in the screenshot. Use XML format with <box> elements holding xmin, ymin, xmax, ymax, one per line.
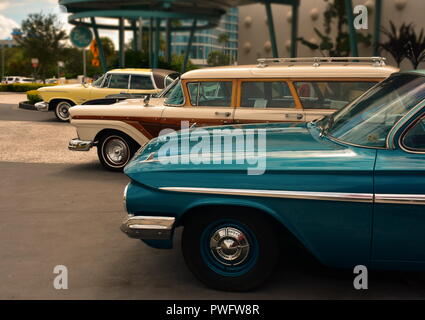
<box><xmin>286</xmin><ymin>113</ymin><xmax>304</xmax><ymax>120</ymax></box>
<box><xmin>215</xmin><ymin>112</ymin><xmax>231</xmax><ymax>117</ymax></box>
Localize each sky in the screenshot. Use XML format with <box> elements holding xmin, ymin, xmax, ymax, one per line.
<box><xmin>0</xmin><ymin>0</ymin><xmax>128</xmax><ymax>47</ymax></box>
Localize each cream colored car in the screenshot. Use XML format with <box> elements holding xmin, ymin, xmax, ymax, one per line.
<box><xmin>69</xmin><ymin>57</ymin><xmax>398</xmax><ymax>171</ymax></box>
<box><xmin>35</xmin><ymin>68</ymin><xmax>179</xmax><ymax>121</ymax></box>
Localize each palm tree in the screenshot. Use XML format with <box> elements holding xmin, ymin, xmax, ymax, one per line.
<box><xmin>380</xmin><ymin>21</ymin><xmax>412</xmax><ymax>67</ymax></box>
<box><xmin>217</xmin><ymin>33</ymin><xmax>230</xmax><ymax>62</ymax></box>
<box><xmin>405</xmin><ymin>27</ymin><xmax>425</xmax><ymax>69</ymax></box>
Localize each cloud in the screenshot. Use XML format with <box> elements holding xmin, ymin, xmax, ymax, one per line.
<box><xmin>0</xmin><ymin>1</ymin><xmax>11</xmax><ymax>11</ymax></box>
<box><xmin>0</xmin><ymin>14</ymin><xmax>19</xmax><ymax>39</ymax></box>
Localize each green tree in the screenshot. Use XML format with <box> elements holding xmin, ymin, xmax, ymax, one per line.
<box><xmin>4</xmin><ymin>47</ymin><xmax>32</xmax><ymax>76</ymax></box>
<box><xmin>17</xmin><ymin>13</ymin><xmax>68</xmax><ymax>79</ymax></box>
<box><xmin>217</xmin><ymin>33</ymin><xmax>231</xmax><ymax>63</ymax></box>
<box><xmin>207</xmin><ymin>51</ymin><xmax>230</xmax><ymax>66</ymax></box>
<box><xmin>380</xmin><ymin>21</ymin><xmax>412</xmax><ymax>67</ymax></box>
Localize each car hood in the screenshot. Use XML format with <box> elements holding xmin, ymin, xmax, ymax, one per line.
<box><xmin>38</xmin><ymin>83</ymin><xmax>86</xmax><ymax>92</ymax></box>
<box><xmin>124</xmin><ymin>122</ymin><xmax>377</xmax><ymax>189</ymax></box>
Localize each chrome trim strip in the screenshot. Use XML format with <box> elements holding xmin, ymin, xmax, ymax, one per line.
<box><xmin>123</xmin><ymin>183</ymin><xmax>129</xmax><ymax>213</ymax></box>
<box><xmin>160</xmin><ymin>187</ymin><xmax>373</xmax><ymax>203</ymax></box>
<box><xmin>375</xmin><ymin>194</ymin><xmax>425</xmax><ymax>205</ymax></box>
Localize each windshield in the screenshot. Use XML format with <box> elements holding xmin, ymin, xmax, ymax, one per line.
<box><xmin>323</xmin><ymin>73</ymin><xmax>425</xmax><ymax>148</ymax></box>
<box><xmin>93</xmin><ymin>74</ymin><xmax>106</xmax><ymax>87</ymax></box>
<box><xmin>164</xmin><ymin>80</ymin><xmax>184</xmax><ymax>105</ymax></box>
<box><xmin>155</xmin><ymin>77</ymin><xmax>179</xmax><ymax>98</ymax></box>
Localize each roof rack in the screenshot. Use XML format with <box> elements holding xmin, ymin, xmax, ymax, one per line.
<box><xmin>257</xmin><ymin>56</ymin><xmax>386</xmax><ymax>68</ymax></box>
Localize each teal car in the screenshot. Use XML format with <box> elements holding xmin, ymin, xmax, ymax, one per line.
<box><xmin>121</xmin><ymin>71</ymin><xmax>425</xmax><ymax>291</ymax></box>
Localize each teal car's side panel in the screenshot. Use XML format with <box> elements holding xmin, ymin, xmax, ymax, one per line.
<box><xmin>125</xmin><ymin>122</ymin><xmax>378</xmax><ymax>268</ymax></box>
<box><xmin>372</xmin><ymin>149</ymin><xmax>425</xmax><ymax>267</ymax></box>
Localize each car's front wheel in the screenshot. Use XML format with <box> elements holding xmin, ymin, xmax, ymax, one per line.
<box><xmin>97</xmin><ymin>132</ymin><xmax>140</xmax><ymax>171</ymax></box>
<box><xmin>182</xmin><ymin>209</ymin><xmax>279</xmax><ymax>291</ymax></box>
<box><xmin>54</xmin><ymin>100</ymin><xmax>74</xmax><ymax>122</ymax></box>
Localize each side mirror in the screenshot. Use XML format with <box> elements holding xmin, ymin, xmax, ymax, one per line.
<box><xmin>143</xmin><ymin>95</ymin><xmax>151</xmax><ymax>107</ymax></box>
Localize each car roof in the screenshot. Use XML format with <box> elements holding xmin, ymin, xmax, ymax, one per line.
<box><xmin>108</xmin><ymin>68</ymin><xmax>178</xmax><ymax>76</ymax></box>
<box><xmin>108</xmin><ymin>68</ymin><xmax>152</xmax><ymax>74</ymax></box>
<box><xmin>182</xmin><ymin>64</ymin><xmax>399</xmax><ymax>79</ymax></box>
<box><xmin>403</xmin><ymin>69</ymin><xmax>425</xmax><ymax>77</ymax></box>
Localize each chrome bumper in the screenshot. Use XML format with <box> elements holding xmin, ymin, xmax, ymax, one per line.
<box><xmin>68</xmin><ymin>138</ymin><xmax>93</xmax><ymax>151</ymax></box>
<box><xmin>120</xmin><ymin>215</ymin><xmax>175</xmax><ymax>240</ymax></box>
<box><xmin>34</xmin><ymin>101</ymin><xmax>49</xmax><ymax>112</ymax></box>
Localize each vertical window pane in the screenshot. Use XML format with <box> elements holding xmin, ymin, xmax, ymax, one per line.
<box><xmin>130</xmin><ymin>75</ymin><xmax>154</xmax><ymax>90</ymax></box>
<box><xmin>403</xmin><ymin>118</ymin><xmax>425</xmax><ymax>151</ymax></box>
<box><xmin>108</xmin><ymin>74</ymin><xmax>130</xmax><ymax>89</ymax></box>
<box><xmin>240</xmin><ymin>81</ymin><xmax>295</xmax><ymax>108</ymax></box>
<box><xmin>188</xmin><ymin>81</ymin><xmax>233</xmax><ymax>107</ymax></box>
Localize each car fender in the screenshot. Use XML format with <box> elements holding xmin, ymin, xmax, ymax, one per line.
<box><xmin>70</xmin><ymin>119</ymin><xmax>151</xmax><ymax>146</ymax></box>
<box><xmin>177</xmin><ymin>197</ymin><xmax>325</xmax><ymax>264</ymax></box>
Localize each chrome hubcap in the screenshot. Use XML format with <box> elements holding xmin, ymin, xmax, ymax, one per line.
<box><xmin>57</xmin><ymin>103</ymin><xmax>70</xmax><ymax>119</ymax></box>
<box><xmin>210</xmin><ymin>227</ymin><xmax>250</xmax><ymax>266</ymax></box>
<box><xmin>105</xmin><ymin>138</ymin><xmax>128</xmax><ymax>165</ymax></box>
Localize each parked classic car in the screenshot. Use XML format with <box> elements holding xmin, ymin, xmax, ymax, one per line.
<box><xmin>68</xmin><ymin>57</ymin><xmax>397</xmax><ymax>171</ymax></box>
<box><xmin>121</xmin><ymin>70</ymin><xmax>425</xmax><ymax>291</ymax></box>
<box><xmin>35</xmin><ymin>68</ymin><xmax>179</xmax><ymax>121</ymax></box>
<box><xmin>1</xmin><ymin>76</ymin><xmax>36</xmax><ymax>84</ymax></box>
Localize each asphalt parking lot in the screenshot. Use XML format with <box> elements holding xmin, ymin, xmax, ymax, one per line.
<box><xmin>1</xmin><ymin>94</ymin><xmax>425</xmax><ymax>299</ymax></box>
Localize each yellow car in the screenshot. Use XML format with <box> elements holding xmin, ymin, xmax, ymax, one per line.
<box><xmin>35</xmin><ymin>68</ymin><xmax>179</xmax><ymax>121</ymax></box>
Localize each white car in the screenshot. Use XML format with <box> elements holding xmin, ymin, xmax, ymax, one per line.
<box><xmin>1</xmin><ymin>76</ymin><xmax>35</xmax><ymax>84</ymax></box>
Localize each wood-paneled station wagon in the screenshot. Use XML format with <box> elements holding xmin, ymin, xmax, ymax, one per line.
<box><xmin>69</xmin><ymin>57</ymin><xmax>398</xmax><ymax>171</ymax></box>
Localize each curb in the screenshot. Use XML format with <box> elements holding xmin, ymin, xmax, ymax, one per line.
<box><xmin>18</xmin><ymin>101</ymin><xmax>37</xmax><ymax>111</ymax></box>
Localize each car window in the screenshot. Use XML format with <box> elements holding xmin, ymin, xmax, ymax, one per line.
<box><xmin>164</xmin><ymin>80</ymin><xmax>184</xmax><ymax>106</ymax></box>
<box><xmin>294</xmin><ymin>81</ymin><xmax>377</xmax><ymax>110</ymax></box>
<box><xmin>403</xmin><ymin>117</ymin><xmax>425</xmax><ymax>151</ymax></box>
<box><xmin>240</xmin><ymin>81</ymin><xmax>295</xmax><ymax>108</ymax></box>
<box><xmin>187</xmin><ymin>81</ymin><xmax>232</xmax><ymax>107</ymax></box>
<box><xmin>327</xmin><ymin>74</ymin><xmax>425</xmax><ymax>148</ymax></box>
<box><xmin>101</xmin><ymin>74</ymin><xmax>111</xmax><ymax>88</ymax></box>
<box><xmin>165</xmin><ymin>76</ymin><xmax>175</xmax><ymax>87</ymax></box>
<box><xmin>130</xmin><ymin>75</ymin><xmax>154</xmax><ymax>90</ymax></box>
<box><xmin>108</xmin><ymin>74</ymin><xmax>129</xmax><ymax>89</ymax></box>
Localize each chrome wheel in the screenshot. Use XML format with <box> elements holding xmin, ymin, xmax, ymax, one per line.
<box><xmin>102</xmin><ymin>136</ymin><xmax>130</xmax><ymax>168</ymax></box>
<box><xmin>55</xmin><ymin>101</ymin><xmax>71</xmax><ymax>121</ymax></box>
<box><xmin>210</xmin><ymin>227</ymin><xmax>250</xmax><ymax>266</ymax></box>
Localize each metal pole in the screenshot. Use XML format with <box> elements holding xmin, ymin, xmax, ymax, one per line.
<box><xmin>166</xmin><ymin>19</ymin><xmax>172</xmax><ymax>64</ymax></box>
<box><xmin>373</xmin><ymin>0</ymin><xmax>382</xmax><ymax>56</ymax></box>
<box><xmin>149</xmin><ymin>18</ymin><xmax>154</xmax><ymax>68</ymax></box>
<box><xmin>153</xmin><ymin>18</ymin><xmax>160</xmax><ymax>68</ymax></box>
<box><xmin>91</xmin><ymin>17</ymin><xmax>108</xmax><ymax>73</ymax></box>
<box><xmin>182</xmin><ymin>19</ymin><xmax>197</xmax><ymax>73</ymax></box>
<box><xmin>139</xmin><ymin>17</ymin><xmax>143</xmax><ymax>52</ymax></box>
<box><xmin>83</xmin><ymin>48</ymin><xmax>87</xmax><ymax>82</ymax></box>
<box><xmin>264</xmin><ymin>0</ymin><xmax>278</xmax><ymax>58</ymax></box>
<box><xmin>290</xmin><ymin>3</ymin><xmax>299</xmax><ymax>58</ymax></box>
<box><xmin>1</xmin><ymin>45</ymin><xmax>4</xmax><ymax>80</ymax></box>
<box><xmin>132</xmin><ymin>19</ymin><xmax>138</xmax><ymax>51</ymax></box>
<box><xmin>119</xmin><ymin>17</ymin><xmax>125</xmax><ymax>68</ymax></box>
<box><xmin>344</xmin><ymin>0</ymin><xmax>359</xmax><ymax>57</ymax></box>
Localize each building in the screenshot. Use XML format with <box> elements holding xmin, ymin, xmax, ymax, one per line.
<box><xmin>171</xmin><ymin>8</ymin><xmax>239</xmax><ymax>66</ymax></box>
<box><xmin>238</xmin><ymin>0</ymin><xmax>425</xmax><ymax>70</ymax></box>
